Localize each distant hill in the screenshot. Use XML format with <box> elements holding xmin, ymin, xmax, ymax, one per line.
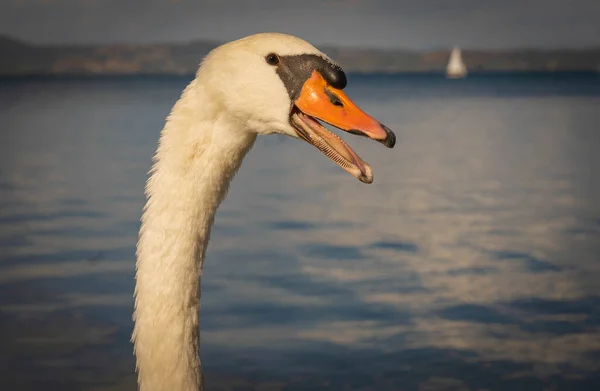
<box><xmin>1</xmin><ymin>35</ymin><xmax>599</xmax><ymax>76</ymax></box>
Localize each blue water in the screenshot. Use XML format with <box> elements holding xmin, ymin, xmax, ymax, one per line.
<box><xmin>1</xmin><ymin>73</ymin><xmax>600</xmax><ymax>390</ymax></box>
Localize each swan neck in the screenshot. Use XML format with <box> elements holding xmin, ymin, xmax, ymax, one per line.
<box><xmin>133</xmin><ymin>81</ymin><xmax>256</xmax><ymax>391</ymax></box>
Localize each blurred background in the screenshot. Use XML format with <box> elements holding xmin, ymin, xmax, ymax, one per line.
<box><xmin>1</xmin><ymin>1</ymin><xmax>600</xmax><ymax>390</ymax></box>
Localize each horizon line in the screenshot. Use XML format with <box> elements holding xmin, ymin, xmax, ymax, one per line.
<box><xmin>2</xmin><ymin>33</ymin><xmax>600</xmax><ymax>53</ymax></box>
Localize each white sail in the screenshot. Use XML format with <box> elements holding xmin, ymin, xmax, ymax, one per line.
<box><xmin>446</xmin><ymin>46</ymin><xmax>467</xmax><ymax>78</ymax></box>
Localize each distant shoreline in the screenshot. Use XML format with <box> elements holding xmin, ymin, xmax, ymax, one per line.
<box><xmin>1</xmin><ymin>71</ymin><xmax>599</xmax><ymax>81</ymax></box>
<box><xmin>2</xmin><ymin>35</ymin><xmax>600</xmax><ymax>76</ymax></box>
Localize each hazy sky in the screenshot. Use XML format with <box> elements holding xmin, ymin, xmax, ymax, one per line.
<box><xmin>1</xmin><ymin>0</ymin><xmax>599</xmax><ymax>49</ymax></box>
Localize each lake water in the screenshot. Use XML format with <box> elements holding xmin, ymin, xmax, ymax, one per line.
<box><xmin>1</xmin><ymin>73</ymin><xmax>600</xmax><ymax>391</ymax></box>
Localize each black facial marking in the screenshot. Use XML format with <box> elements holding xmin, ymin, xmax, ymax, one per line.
<box><xmin>275</xmin><ymin>54</ymin><xmax>347</xmax><ymax>101</ymax></box>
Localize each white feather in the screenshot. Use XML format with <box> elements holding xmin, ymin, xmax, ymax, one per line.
<box><xmin>132</xmin><ymin>33</ymin><xmax>336</xmax><ymax>391</ymax></box>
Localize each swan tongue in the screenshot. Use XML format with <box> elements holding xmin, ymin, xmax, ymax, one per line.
<box><xmin>291</xmin><ymin>109</ymin><xmax>373</xmax><ymax>183</ymax></box>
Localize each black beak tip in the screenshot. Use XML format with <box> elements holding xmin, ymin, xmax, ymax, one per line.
<box><xmin>380</xmin><ymin>123</ymin><xmax>396</xmax><ymax>148</ymax></box>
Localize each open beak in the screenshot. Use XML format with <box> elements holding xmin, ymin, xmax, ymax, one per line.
<box><xmin>290</xmin><ymin>71</ymin><xmax>395</xmax><ymax>184</ymax></box>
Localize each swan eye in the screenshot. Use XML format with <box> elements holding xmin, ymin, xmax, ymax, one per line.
<box><xmin>265</xmin><ymin>53</ymin><xmax>280</xmax><ymax>66</ymax></box>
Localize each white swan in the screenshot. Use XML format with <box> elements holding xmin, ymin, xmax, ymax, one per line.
<box><xmin>132</xmin><ymin>32</ymin><xmax>396</xmax><ymax>391</ymax></box>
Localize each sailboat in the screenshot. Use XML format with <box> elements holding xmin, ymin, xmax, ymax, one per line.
<box><xmin>446</xmin><ymin>46</ymin><xmax>467</xmax><ymax>79</ymax></box>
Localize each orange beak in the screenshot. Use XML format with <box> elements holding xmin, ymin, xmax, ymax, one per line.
<box><xmin>289</xmin><ymin>71</ymin><xmax>395</xmax><ymax>184</ymax></box>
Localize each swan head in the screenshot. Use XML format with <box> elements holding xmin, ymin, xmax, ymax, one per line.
<box><xmin>198</xmin><ymin>33</ymin><xmax>395</xmax><ymax>184</ymax></box>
